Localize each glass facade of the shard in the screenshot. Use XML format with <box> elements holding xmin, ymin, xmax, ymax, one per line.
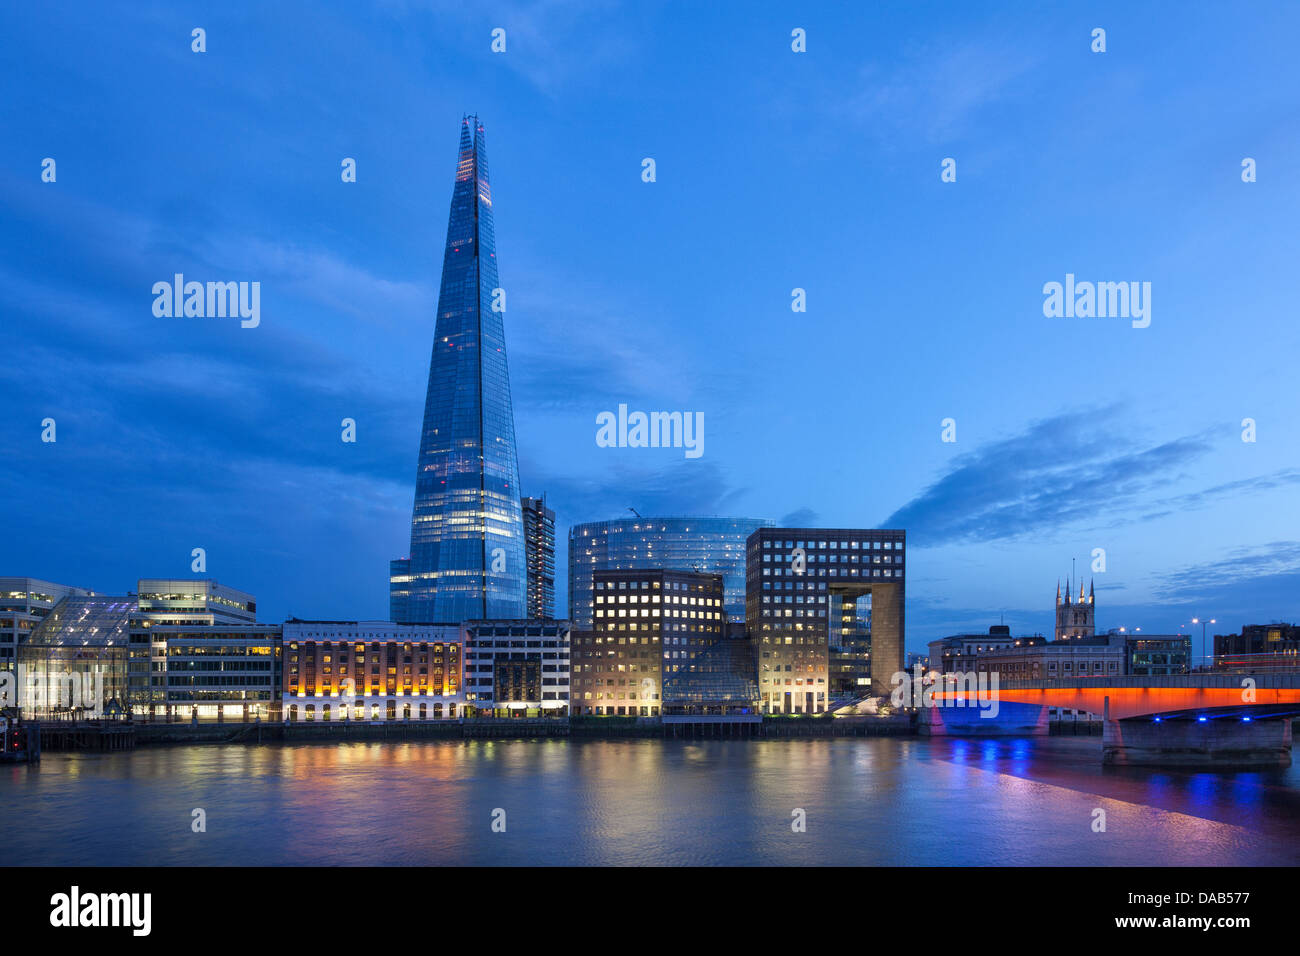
<box><xmin>391</xmin><ymin>116</ymin><xmax>527</xmax><ymax>624</ymax></box>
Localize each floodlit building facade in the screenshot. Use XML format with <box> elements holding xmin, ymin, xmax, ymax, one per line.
<box><xmin>1055</xmin><ymin>578</ymin><xmax>1096</xmax><ymax>640</ymax></box>
<box><xmin>282</xmin><ymin>620</ymin><xmax>463</xmax><ymax>721</ymax></box>
<box><xmin>571</xmin><ymin>569</ymin><xmax>734</xmax><ymax>716</ymax></box>
<box><xmin>928</xmin><ymin>626</ymin><xmax>1027</xmax><ymax>677</ymax></box>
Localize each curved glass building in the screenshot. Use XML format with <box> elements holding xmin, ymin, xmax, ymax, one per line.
<box><xmin>568</xmin><ymin>516</ymin><xmax>772</xmax><ymax>628</ymax></box>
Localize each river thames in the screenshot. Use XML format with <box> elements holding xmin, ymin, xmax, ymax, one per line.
<box><xmin>6</xmin><ymin>736</ymin><xmax>1300</xmax><ymax>866</ymax></box>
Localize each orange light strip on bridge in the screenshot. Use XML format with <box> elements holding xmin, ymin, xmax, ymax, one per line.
<box><xmin>931</xmin><ymin>686</ymin><xmax>1300</xmax><ymax>720</ymax></box>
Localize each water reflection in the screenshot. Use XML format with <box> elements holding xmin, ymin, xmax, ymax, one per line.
<box><xmin>4</xmin><ymin>737</ymin><xmax>1298</xmax><ymax>866</ymax></box>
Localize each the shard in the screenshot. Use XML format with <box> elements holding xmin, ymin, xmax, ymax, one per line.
<box><xmin>390</xmin><ymin>116</ymin><xmax>527</xmax><ymax>623</ymax></box>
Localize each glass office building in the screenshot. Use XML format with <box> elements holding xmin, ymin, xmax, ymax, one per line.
<box><xmin>391</xmin><ymin>116</ymin><xmax>527</xmax><ymax>624</ymax></box>
<box><xmin>568</xmin><ymin>516</ymin><xmax>772</xmax><ymax>629</ymax></box>
<box><xmin>0</xmin><ymin>577</ymin><xmax>96</xmax><ymax>673</ymax></box>
<box><xmin>18</xmin><ymin>596</ymin><xmax>135</xmax><ymax>719</ymax></box>
<box><xmin>661</xmin><ymin>639</ymin><xmax>761</xmax><ymax>717</ymax></box>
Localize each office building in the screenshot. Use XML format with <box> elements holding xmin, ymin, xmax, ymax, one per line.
<box><xmin>569</xmin><ymin>516</ymin><xmax>771</xmax><ymax>628</ymax></box>
<box><xmin>571</xmin><ymin>569</ymin><xmax>732</xmax><ymax>716</ymax></box>
<box><xmin>129</xmin><ymin>579</ymin><xmax>259</xmax><ymax>716</ymax></box>
<box><xmin>391</xmin><ymin>115</ymin><xmax>527</xmax><ymax>624</ymax></box>
<box><xmin>135</xmin><ymin>579</ymin><xmax>256</xmax><ymax>625</ymax></box>
<box><xmin>1123</xmin><ymin>632</ymin><xmax>1191</xmax><ymax>675</ymax></box>
<box><xmin>976</xmin><ymin>634</ymin><xmax>1118</xmax><ymax>682</ymax></box>
<box><xmin>282</xmin><ymin>620</ymin><xmax>463</xmax><ymax>721</ymax></box>
<box><xmin>462</xmin><ymin>619</ymin><xmax>571</xmax><ymax>717</ymax></box>
<box><xmin>973</xmin><ymin>633</ymin><xmax>1127</xmax><ymax>720</ymax></box>
<box><xmin>522</xmin><ymin>495</ymin><xmax>556</xmax><ymax>619</ymax></box>
<box><xmin>659</xmin><ymin>637</ymin><xmax>759</xmax><ymax>719</ymax></box>
<box><xmin>136</xmin><ymin>624</ymin><xmax>282</xmax><ymax>721</ymax></box>
<box><xmin>18</xmin><ymin>596</ymin><xmax>135</xmax><ymax>719</ymax></box>
<box><xmin>747</xmin><ymin>527</ymin><xmax>905</xmax><ymax>712</ymax></box>
<box><xmin>1215</xmin><ymin>623</ymin><xmax>1300</xmax><ymax>670</ymax></box>
<box><xmin>0</xmin><ymin>577</ymin><xmax>96</xmax><ymax>673</ymax></box>
<box><xmin>829</xmin><ymin>605</ymin><xmax>871</xmax><ymax>699</ymax></box>
<box><xmin>928</xmin><ymin>625</ymin><xmax>1030</xmax><ymax>677</ymax></box>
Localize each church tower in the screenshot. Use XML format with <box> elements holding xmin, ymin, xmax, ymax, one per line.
<box><xmin>1055</xmin><ymin>577</ymin><xmax>1095</xmax><ymax>640</ymax></box>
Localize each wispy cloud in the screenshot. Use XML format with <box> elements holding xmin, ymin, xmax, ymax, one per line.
<box><xmin>1141</xmin><ymin>469</ymin><xmax>1300</xmax><ymax>521</ymax></box>
<box><xmin>841</xmin><ymin>38</ymin><xmax>1044</xmax><ymax>143</ymax></box>
<box><xmin>507</xmin><ymin>261</ymin><xmax>703</xmax><ymax>413</ymax></box>
<box><xmin>1150</xmin><ymin>542</ymin><xmax>1300</xmax><ymax>604</ymax></box>
<box><xmin>389</xmin><ymin>0</ymin><xmax>640</xmax><ymax>96</ymax></box>
<box><xmin>885</xmin><ymin>406</ymin><xmax>1224</xmax><ymax>546</ymax></box>
<box><xmin>526</xmin><ymin>458</ymin><xmax>748</xmax><ymax>528</ymax></box>
<box><xmin>201</xmin><ymin>236</ymin><xmax>435</xmax><ymax>331</ymax></box>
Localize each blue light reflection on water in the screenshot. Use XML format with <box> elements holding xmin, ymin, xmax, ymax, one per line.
<box><xmin>3</xmin><ymin>736</ymin><xmax>1298</xmax><ymax>866</ymax></box>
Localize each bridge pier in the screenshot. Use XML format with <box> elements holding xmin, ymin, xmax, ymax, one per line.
<box><xmin>918</xmin><ymin>700</ymin><xmax>1049</xmax><ymax>737</ymax></box>
<box><xmin>1103</xmin><ymin>717</ymin><xmax>1292</xmax><ymax>768</ymax></box>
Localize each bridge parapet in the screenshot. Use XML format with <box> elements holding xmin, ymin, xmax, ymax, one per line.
<box><xmin>995</xmin><ymin>673</ymin><xmax>1300</xmax><ymax>691</ymax></box>
<box><xmin>934</xmin><ymin>676</ymin><xmax>1300</xmax><ymax>722</ymax></box>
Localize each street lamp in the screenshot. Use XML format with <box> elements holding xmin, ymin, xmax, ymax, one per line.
<box><xmin>1191</xmin><ymin>617</ymin><xmax>1216</xmax><ymax>671</ymax></box>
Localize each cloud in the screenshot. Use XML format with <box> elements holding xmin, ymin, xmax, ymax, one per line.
<box><xmin>1149</xmin><ymin>542</ymin><xmax>1300</xmax><ymax>605</ymax></box>
<box><xmin>884</xmin><ymin>407</ymin><xmax>1221</xmax><ymax>546</ymax></box>
<box><xmin>0</xmin><ymin>183</ymin><xmax>436</xmax><ymax>495</ymax></box>
<box><xmin>841</xmin><ymin>38</ymin><xmax>1044</xmax><ymax>144</ymax></box>
<box><xmin>903</xmin><ymin>541</ymin><xmax>1300</xmax><ymax>651</ymax></box>
<box><xmin>390</xmin><ymin>0</ymin><xmax>640</xmax><ymax>97</ymax></box>
<box><xmin>526</xmin><ymin>458</ymin><xmax>748</xmax><ymax>529</ymax></box>
<box><xmin>200</xmin><ymin>236</ymin><xmax>436</xmax><ymax>331</ymax></box>
<box><xmin>0</xmin><ymin>360</ymin><xmax>414</xmax><ymax>618</ymax></box>
<box><xmin>780</xmin><ymin>507</ymin><xmax>820</xmax><ymax>526</ymax></box>
<box><xmin>506</xmin><ymin>262</ymin><xmax>697</xmax><ymax>412</ymax></box>
<box><xmin>1141</xmin><ymin>469</ymin><xmax>1300</xmax><ymax>520</ymax></box>
<box><xmin>904</xmin><ymin>594</ymin><xmax>1047</xmax><ymax>648</ymax></box>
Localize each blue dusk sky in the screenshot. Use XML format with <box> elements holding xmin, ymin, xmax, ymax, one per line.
<box><xmin>3</xmin><ymin>1</ymin><xmax>1299</xmax><ymax>650</ymax></box>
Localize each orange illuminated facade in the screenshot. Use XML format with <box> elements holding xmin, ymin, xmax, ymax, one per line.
<box><xmin>282</xmin><ymin>620</ymin><xmax>462</xmax><ymax>722</ymax></box>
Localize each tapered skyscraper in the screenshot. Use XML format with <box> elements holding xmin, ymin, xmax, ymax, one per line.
<box><xmin>390</xmin><ymin>116</ymin><xmax>527</xmax><ymax>623</ymax></box>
